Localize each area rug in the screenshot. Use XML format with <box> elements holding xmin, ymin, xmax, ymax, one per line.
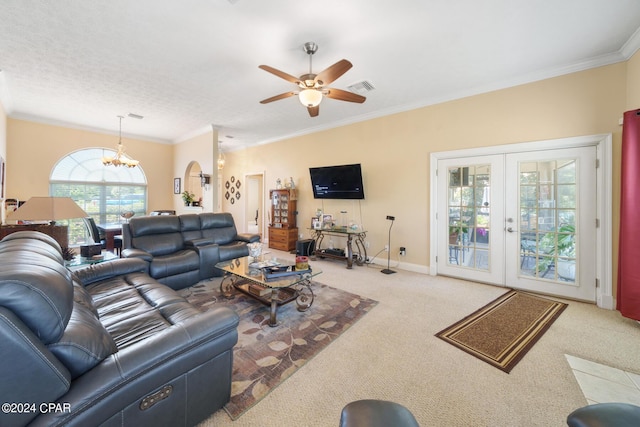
<box><xmin>435</xmin><ymin>290</ymin><xmax>567</xmax><ymax>373</ymax></box>
<box><xmin>180</xmin><ymin>279</ymin><xmax>377</xmax><ymax>420</ymax></box>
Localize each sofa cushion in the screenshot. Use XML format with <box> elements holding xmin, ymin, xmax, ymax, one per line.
<box><xmin>219</xmin><ymin>241</ymin><xmax>250</xmax><ymax>261</ymax></box>
<box><xmin>0</xmin><ymin>249</ymin><xmax>73</xmax><ymax>344</ymax></box>
<box><xmin>149</xmin><ymin>249</ymin><xmax>200</xmax><ymax>279</ymax></box>
<box><xmin>72</xmin><ymin>279</ymin><xmax>99</xmax><ymax>317</ymax></box>
<box><xmin>128</xmin><ymin>216</ymin><xmax>185</xmax><ymax>256</ymax></box>
<box><xmin>200</xmin><ymin>212</ymin><xmax>238</xmax><ymax>245</ymax></box>
<box><xmin>47</xmin><ymin>301</ymin><xmax>117</xmax><ymax>379</ymax></box>
<box><xmin>86</xmin><ymin>271</ymin><xmax>202</xmax><ymax>349</ymax></box>
<box><xmin>180</xmin><ymin>214</ymin><xmax>203</xmax><ymax>242</ymax></box>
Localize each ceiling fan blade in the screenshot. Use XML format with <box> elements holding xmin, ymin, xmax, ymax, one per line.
<box><xmin>324</xmin><ymin>88</ymin><xmax>366</xmax><ymax>103</ymax></box>
<box><xmin>258</xmin><ymin>65</ymin><xmax>300</xmax><ymax>84</ymax></box>
<box><xmin>259</xmin><ymin>91</ymin><xmax>296</xmax><ymax>104</ymax></box>
<box><xmin>307</xmin><ymin>105</ymin><xmax>319</xmax><ymax>117</ymax></box>
<box><xmin>314</xmin><ymin>59</ymin><xmax>352</xmax><ymax>86</ymax></box>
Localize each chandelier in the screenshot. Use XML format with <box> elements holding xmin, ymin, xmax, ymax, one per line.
<box><xmin>102</xmin><ymin>115</ymin><xmax>139</xmax><ymax>168</ymax></box>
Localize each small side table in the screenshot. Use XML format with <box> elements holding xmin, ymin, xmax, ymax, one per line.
<box><xmin>310</xmin><ymin>227</ymin><xmax>367</xmax><ymax>268</ymax></box>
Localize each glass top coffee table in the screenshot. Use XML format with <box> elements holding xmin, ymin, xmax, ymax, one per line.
<box><xmin>215</xmin><ymin>256</ymin><xmax>322</xmax><ymax>327</ymax></box>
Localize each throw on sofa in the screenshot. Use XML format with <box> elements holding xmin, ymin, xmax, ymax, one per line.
<box><xmin>0</xmin><ymin>231</ymin><xmax>239</xmax><ymax>427</ymax></box>
<box><xmin>121</xmin><ymin>212</ymin><xmax>260</xmax><ymax>290</ymax></box>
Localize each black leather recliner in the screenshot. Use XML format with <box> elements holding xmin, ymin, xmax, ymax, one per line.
<box><xmin>122</xmin><ymin>212</ymin><xmax>260</xmax><ymax>289</ymax></box>
<box><xmin>0</xmin><ymin>231</ymin><xmax>239</xmax><ymax>427</ymax></box>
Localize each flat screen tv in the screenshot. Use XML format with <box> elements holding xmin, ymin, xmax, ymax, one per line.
<box><xmin>309</xmin><ymin>163</ymin><xmax>365</xmax><ymax>199</ymax></box>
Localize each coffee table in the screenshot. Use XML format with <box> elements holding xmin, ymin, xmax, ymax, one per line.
<box><xmin>215</xmin><ymin>256</ymin><xmax>322</xmax><ymax>327</ymax></box>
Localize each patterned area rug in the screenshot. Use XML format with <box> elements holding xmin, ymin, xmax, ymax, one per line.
<box><xmin>436</xmin><ymin>290</ymin><xmax>567</xmax><ymax>373</ymax></box>
<box><xmin>181</xmin><ymin>279</ymin><xmax>377</xmax><ymax>420</ymax></box>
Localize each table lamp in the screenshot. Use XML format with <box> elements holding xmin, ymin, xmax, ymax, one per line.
<box><xmin>6</xmin><ymin>197</ymin><xmax>88</xmax><ymax>224</ymax></box>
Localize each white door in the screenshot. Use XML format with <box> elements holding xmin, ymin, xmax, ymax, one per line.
<box><xmin>437</xmin><ymin>155</ymin><xmax>505</xmax><ymax>285</ymax></box>
<box><xmin>505</xmin><ymin>147</ymin><xmax>597</xmax><ymax>301</ymax></box>
<box><xmin>437</xmin><ymin>146</ymin><xmax>597</xmax><ymax>301</ymax></box>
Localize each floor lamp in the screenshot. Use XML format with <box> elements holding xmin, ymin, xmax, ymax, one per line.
<box><xmin>381</xmin><ymin>215</ymin><xmax>396</xmax><ymax>274</ymax></box>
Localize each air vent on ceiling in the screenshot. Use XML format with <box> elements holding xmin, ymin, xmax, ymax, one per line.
<box><xmin>347</xmin><ymin>80</ymin><xmax>376</xmax><ymax>94</ymax></box>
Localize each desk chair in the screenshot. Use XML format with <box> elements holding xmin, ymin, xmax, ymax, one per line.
<box><xmin>82</xmin><ymin>217</ymin><xmax>122</xmax><ymax>256</ymax></box>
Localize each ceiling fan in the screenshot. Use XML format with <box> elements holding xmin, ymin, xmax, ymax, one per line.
<box><xmin>259</xmin><ymin>42</ymin><xmax>366</xmax><ymax>117</ymax></box>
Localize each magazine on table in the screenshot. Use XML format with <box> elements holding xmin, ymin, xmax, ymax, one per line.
<box><xmin>262</xmin><ymin>264</ymin><xmax>311</xmax><ymax>281</ymax></box>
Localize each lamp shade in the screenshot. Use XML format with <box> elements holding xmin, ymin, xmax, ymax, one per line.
<box><xmin>6</xmin><ymin>197</ymin><xmax>88</xmax><ymax>223</ymax></box>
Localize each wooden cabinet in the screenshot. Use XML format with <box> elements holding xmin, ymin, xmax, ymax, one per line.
<box><xmin>268</xmin><ymin>227</ymin><xmax>298</xmax><ymax>251</ymax></box>
<box><xmin>268</xmin><ymin>189</ymin><xmax>298</xmax><ymax>251</ymax></box>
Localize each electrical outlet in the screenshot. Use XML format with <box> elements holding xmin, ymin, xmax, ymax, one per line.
<box><xmin>384</xmin><ymin>244</ymin><xmax>389</xmax><ymax>252</ymax></box>
<box><xmin>400</xmin><ymin>246</ymin><xmax>406</xmax><ymax>256</ymax></box>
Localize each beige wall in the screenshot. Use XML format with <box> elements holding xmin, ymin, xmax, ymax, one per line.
<box><xmin>3</xmin><ymin>52</ymin><xmax>638</xmax><ymax>288</ymax></box>
<box><xmin>220</xmin><ymin>61</ymin><xmax>628</xmax><ymax>279</ymax></box>
<box><xmin>627</xmin><ymin>49</ymin><xmax>640</xmax><ymax>109</ymax></box>
<box><xmin>172</xmin><ymin>129</ymin><xmax>217</xmax><ymax>214</ymax></box>
<box><xmin>5</xmin><ymin>119</ymin><xmax>174</xmax><ymax>211</ymax></box>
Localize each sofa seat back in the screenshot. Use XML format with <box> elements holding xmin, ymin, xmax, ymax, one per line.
<box><xmin>128</xmin><ymin>215</ymin><xmax>185</xmax><ymax>256</ymax></box>
<box><xmin>200</xmin><ymin>212</ymin><xmax>238</xmax><ymax>245</ymax></box>
<box><xmin>180</xmin><ymin>214</ymin><xmax>203</xmax><ymax>242</ymax></box>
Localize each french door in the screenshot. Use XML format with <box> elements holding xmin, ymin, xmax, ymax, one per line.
<box><xmin>436</xmin><ymin>146</ymin><xmax>597</xmax><ymax>301</ymax></box>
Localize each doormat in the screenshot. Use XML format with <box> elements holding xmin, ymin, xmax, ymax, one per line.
<box><xmin>435</xmin><ymin>290</ymin><xmax>567</xmax><ymax>373</ymax></box>
<box><xmin>182</xmin><ymin>279</ymin><xmax>377</xmax><ymax>419</ymax></box>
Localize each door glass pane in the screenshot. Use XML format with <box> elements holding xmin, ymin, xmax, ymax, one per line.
<box><xmin>447</xmin><ymin>165</ymin><xmax>490</xmax><ymax>270</ymax></box>
<box><xmin>518</xmin><ymin>160</ymin><xmax>576</xmax><ymax>283</ymax></box>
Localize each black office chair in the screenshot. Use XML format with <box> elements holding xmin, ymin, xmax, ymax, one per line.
<box><xmin>82</xmin><ymin>217</ymin><xmax>122</xmax><ymax>256</ymax></box>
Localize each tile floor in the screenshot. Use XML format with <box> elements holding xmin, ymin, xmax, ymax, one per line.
<box><xmin>566</xmin><ymin>354</ymin><xmax>640</xmax><ymax>405</ymax></box>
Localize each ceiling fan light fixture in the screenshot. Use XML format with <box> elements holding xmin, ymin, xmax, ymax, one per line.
<box><xmin>299</xmin><ymin>89</ymin><xmax>322</xmax><ymax>107</ymax></box>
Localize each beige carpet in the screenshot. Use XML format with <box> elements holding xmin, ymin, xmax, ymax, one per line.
<box><xmin>182</xmin><ymin>279</ymin><xmax>376</xmax><ymax>419</ymax></box>
<box><xmin>198</xmin><ymin>251</ymin><xmax>640</xmax><ymax>427</ymax></box>
<box><xmin>436</xmin><ymin>290</ymin><xmax>568</xmax><ymax>373</ymax></box>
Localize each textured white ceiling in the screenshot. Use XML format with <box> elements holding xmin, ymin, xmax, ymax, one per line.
<box><xmin>1</xmin><ymin>0</ymin><xmax>639</xmax><ymax>150</ymax></box>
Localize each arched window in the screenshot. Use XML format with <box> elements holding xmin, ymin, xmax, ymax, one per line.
<box><xmin>50</xmin><ymin>148</ymin><xmax>147</xmax><ymax>245</ymax></box>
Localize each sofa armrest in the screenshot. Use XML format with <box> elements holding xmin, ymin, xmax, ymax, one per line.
<box><xmin>235</xmin><ymin>233</ymin><xmax>261</xmax><ymax>243</ymax></box>
<box><xmin>0</xmin><ymin>307</ymin><xmax>71</xmax><ymax>427</ymax></box>
<box><xmin>73</xmin><ymin>258</ymin><xmax>149</xmax><ymax>286</ymax></box>
<box><xmin>185</xmin><ymin>238</ymin><xmax>215</xmax><ymax>248</ymax></box>
<box><xmin>193</xmin><ymin>243</ymin><xmax>221</xmax><ymax>280</ymax></box>
<box><xmin>121</xmin><ymin>248</ymin><xmax>153</xmax><ymax>261</ymax></box>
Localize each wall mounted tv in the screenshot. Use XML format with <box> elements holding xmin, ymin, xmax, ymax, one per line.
<box><xmin>309</xmin><ymin>163</ymin><xmax>365</xmax><ymax>199</ymax></box>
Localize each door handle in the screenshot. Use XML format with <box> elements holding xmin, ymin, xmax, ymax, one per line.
<box><xmin>507</xmin><ymin>227</ymin><xmax>516</xmax><ymax>233</ymax></box>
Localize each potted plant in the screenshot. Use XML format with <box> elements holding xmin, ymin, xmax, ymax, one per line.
<box><xmin>449</xmin><ymin>222</ymin><xmax>469</xmax><ymax>245</ymax></box>
<box><xmin>181</xmin><ymin>191</ymin><xmax>195</xmax><ymax>206</ymax></box>
<box><xmin>538</xmin><ymin>224</ymin><xmax>576</xmax><ymax>280</ymax></box>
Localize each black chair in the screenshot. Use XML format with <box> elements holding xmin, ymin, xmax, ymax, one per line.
<box><xmin>339</xmin><ymin>400</ymin><xmax>419</xmax><ymax>427</ymax></box>
<box><xmin>567</xmin><ymin>403</ymin><xmax>640</xmax><ymax>427</ymax></box>
<box><xmin>82</xmin><ymin>217</ymin><xmax>122</xmax><ymax>256</ymax></box>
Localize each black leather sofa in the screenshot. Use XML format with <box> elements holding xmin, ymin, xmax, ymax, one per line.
<box><xmin>121</xmin><ymin>212</ymin><xmax>260</xmax><ymax>290</ymax></box>
<box><xmin>0</xmin><ymin>231</ymin><xmax>239</xmax><ymax>427</ymax></box>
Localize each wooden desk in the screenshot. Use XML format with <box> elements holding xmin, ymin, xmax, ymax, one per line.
<box><xmin>97</xmin><ymin>223</ymin><xmax>122</xmax><ymax>252</ymax></box>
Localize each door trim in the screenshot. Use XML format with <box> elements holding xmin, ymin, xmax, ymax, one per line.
<box><xmin>429</xmin><ymin>134</ymin><xmax>613</xmax><ymax>309</ymax></box>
